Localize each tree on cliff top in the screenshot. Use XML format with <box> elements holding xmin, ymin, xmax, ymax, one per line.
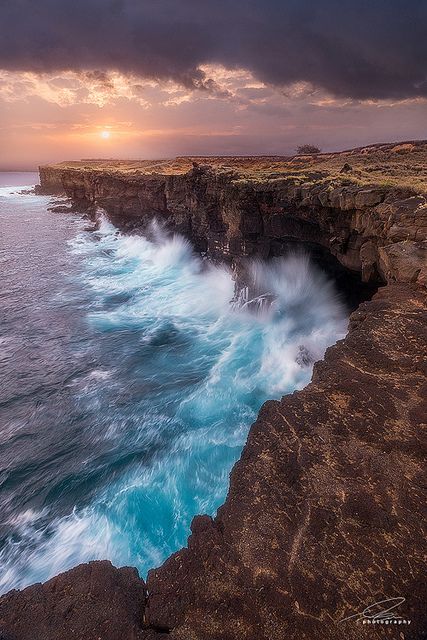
<box><xmin>296</xmin><ymin>144</ymin><xmax>321</xmax><ymax>155</ymax></box>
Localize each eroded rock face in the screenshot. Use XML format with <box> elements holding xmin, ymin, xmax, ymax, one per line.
<box><xmin>1</xmin><ymin>285</ymin><xmax>425</xmax><ymax>640</ymax></box>
<box><xmin>2</xmin><ymin>164</ymin><xmax>425</xmax><ymax>640</ymax></box>
<box><xmin>0</xmin><ymin>561</ymin><xmax>147</xmax><ymax>640</ymax></box>
<box><xmin>38</xmin><ymin>164</ymin><xmax>427</xmax><ymax>288</ymax></box>
<box><xmin>145</xmin><ymin>284</ymin><xmax>427</xmax><ymax>640</ymax></box>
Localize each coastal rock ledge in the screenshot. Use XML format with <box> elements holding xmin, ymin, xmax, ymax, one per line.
<box><xmin>1</xmin><ymin>147</ymin><xmax>426</xmax><ymax>639</ymax></box>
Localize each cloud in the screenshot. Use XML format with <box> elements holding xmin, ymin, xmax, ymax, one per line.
<box><xmin>0</xmin><ymin>70</ymin><xmax>153</xmax><ymax>107</ymax></box>
<box><xmin>0</xmin><ymin>0</ymin><xmax>425</xmax><ymax>100</ymax></box>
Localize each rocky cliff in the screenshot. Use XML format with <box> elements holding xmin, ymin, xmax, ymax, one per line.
<box><xmin>1</xmin><ymin>149</ymin><xmax>426</xmax><ymax>639</ymax></box>
<box><xmin>38</xmin><ymin>155</ymin><xmax>427</xmax><ymax>290</ymax></box>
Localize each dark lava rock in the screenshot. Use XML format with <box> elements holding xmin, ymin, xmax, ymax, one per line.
<box><xmin>0</xmin><ymin>561</ymin><xmax>147</xmax><ymax>640</ymax></box>
<box><xmin>144</xmin><ymin>284</ymin><xmax>427</xmax><ymax>640</ymax></box>
<box><xmin>2</xmin><ymin>163</ymin><xmax>426</xmax><ymax>640</ymax></box>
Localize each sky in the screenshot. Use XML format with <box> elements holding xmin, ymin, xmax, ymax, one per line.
<box><xmin>0</xmin><ymin>0</ymin><xmax>426</xmax><ymax>169</ymax></box>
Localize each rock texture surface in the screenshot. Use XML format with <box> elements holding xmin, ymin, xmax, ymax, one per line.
<box><xmin>0</xmin><ymin>561</ymin><xmax>147</xmax><ymax>640</ymax></box>
<box><xmin>145</xmin><ymin>283</ymin><xmax>427</xmax><ymax>640</ymax></box>
<box><xmin>38</xmin><ymin>160</ymin><xmax>427</xmax><ymax>289</ymax></box>
<box><xmin>1</xmin><ymin>151</ymin><xmax>426</xmax><ymax>639</ymax></box>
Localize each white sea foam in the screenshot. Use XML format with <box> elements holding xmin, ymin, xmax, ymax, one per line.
<box><xmin>0</xmin><ymin>213</ymin><xmax>348</xmax><ymax>594</ymax></box>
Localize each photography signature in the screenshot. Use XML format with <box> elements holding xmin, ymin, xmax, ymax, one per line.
<box><xmin>339</xmin><ymin>597</ymin><xmax>410</xmax><ymax>624</ymax></box>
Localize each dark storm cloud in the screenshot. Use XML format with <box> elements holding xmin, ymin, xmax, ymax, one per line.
<box><xmin>0</xmin><ymin>0</ymin><xmax>426</xmax><ymax>99</ymax></box>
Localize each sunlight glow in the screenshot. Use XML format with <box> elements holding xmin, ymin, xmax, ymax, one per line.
<box><xmin>100</xmin><ymin>130</ymin><xmax>110</xmax><ymax>139</ymax></box>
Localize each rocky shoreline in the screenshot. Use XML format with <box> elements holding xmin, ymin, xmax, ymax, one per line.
<box><xmin>1</xmin><ymin>150</ymin><xmax>426</xmax><ymax>639</ymax></box>
<box><xmin>37</xmin><ymin>157</ymin><xmax>427</xmax><ymax>289</ymax></box>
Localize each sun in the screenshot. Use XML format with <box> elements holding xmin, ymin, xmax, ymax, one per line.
<box><xmin>100</xmin><ymin>130</ymin><xmax>110</xmax><ymax>139</ymax></box>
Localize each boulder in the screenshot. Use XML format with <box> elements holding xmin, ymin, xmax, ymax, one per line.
<box><xmin>0</xmin><ymin>561</ymin><xmax>147</xmax><ymax>640</ymax></box>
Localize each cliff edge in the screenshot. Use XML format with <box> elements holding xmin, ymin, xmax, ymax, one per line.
<box><xmin>1</xmin><ymin>143</ymin><xmax>426</xmax><ymax>640</ymax></box>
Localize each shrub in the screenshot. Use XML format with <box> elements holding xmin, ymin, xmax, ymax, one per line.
<box><xmin>296</xmin><ymin>144</ymin><xmax>321</xmax><ymax>155</ymax></box>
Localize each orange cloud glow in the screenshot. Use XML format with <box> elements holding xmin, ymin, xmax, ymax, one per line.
<box><xmin>1</xmin><ymin>65</ymin><xmax>426</xmax><ymax>169</ymax></box>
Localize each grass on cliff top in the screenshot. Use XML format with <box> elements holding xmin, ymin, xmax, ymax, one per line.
<box><xmin>45</xmin><ymin>140</ymin><xmax>427</xmax><ymax>194</ymax></box>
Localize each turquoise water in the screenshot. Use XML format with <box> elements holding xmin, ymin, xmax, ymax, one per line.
<box><xmin>0</xmin><ymin>173</ymin><xmax>347</xmax><ymax>592</ymax></box>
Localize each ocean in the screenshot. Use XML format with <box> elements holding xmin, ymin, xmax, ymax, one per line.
<box><xmin>0</xmin><ymin>172</ymin><xmax>347</xmax><ymax>592</ymax></box>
